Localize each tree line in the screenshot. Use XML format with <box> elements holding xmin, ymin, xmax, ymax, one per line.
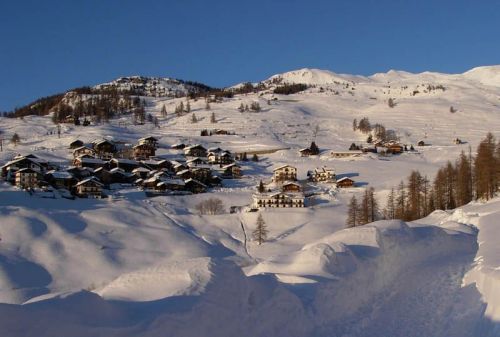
<box><xmin>383</xmin><ymin>132</ymin><xmax>499</xmax><ymax>222</ymax></box>
<box><xmin>346</xmin><ymin>132</ymin><xmax>499</xmax><ymax>226</ymax></box>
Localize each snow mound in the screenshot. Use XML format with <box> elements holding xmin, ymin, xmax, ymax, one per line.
<box><xmin>266</xmin><ymin>68</ymin><xmax>366</xmax><ymax>86</ymax></box>
<box><xmin>463</xmin><ymin>65</ymin><xmax>500</xmax><ymax>87</ymax></box>
<box><xmin>97</xmin><ymin>257</ymin><xmax>212</xmax><ymax>301</ymax></box>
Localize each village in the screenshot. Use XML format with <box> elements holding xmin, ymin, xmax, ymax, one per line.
<box><xmin>0</xmin><ymin>130</ymin><xmax>419</xmax><ymax>210</ymax></box>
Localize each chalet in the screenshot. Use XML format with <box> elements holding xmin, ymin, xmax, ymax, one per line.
<box><xmin>133</xmin><ymin>144</ymin><xmax>155</xmax><ymax>160</ymax></box>
<box><xmin>207</xmin><ymin>151</ymin><xmax>233</xmax><ymax>165</ymax></box>
<box><xmin>156</xmin><ymin>178</ymin><xmax>186</xmax><ymax>192</ymax></box>
<box><xmin>138</xmin><ymin>136</ymin><xmax>159</xmax><ymax>149</ymax></box>
<box><xmin>184</xmin><ymin>144</ymin><xmax>207</xmax><ymax>157</ymax></box>
<box><xmin>252</xmin><ymin>192</ymin><xmax>305</xmax><ymax>208</ymax></box>
<box><xmin>109</xmin><ymin>158</ymin><xmax>140</xmax><ymax>173</ymax></box>
<box><xmin>132</xmin><ymin>167</ymin><xmax>150</xmax><ymax>179</ymax></box>
<box><xmin>417</xmin><ymin>140</ymin><xmax>426</xmax><ymax>146</ymax></box>
<box><xmin>109</xmin><ymin>168</ymin><xmax>133</xmax><ymax>184</ymax></box>
<box><xmin>213</xmin><ymin>129</ymin><xmax>231</xmax><ymax>135</ymax></box>
<box><xmin>191</xmin><ymin>166</ymin><xmax>212</xmax><ymax>183</ymax></box>
<box><xmin>1</xmin><ymin>157</ymin><xmax>43</xmax><ymax>180</ymax></box>
<box><xmin>172</xmin><ymin>161</ymin><xmax>188</xmax><ymax>173</ymax></box>
<box><xmin>186</xmin><ymin>157</ymin><xmax>208</xmax><ymax>167</ymax></box>
<box><xmin>282</xmin><ymin>181</ymin><xmax>302</xmax><ymax>193</ymax></box>
<box><xmin>73</xmin><ymin>146</ymin><xmax>96</xmax><ymax>158</ymax></box>
<box><xmin>221</xmin><ymin>163</ymin><xmax>242</xmax><ymax>178</ymax></box>
<box><xmin>15</xmin><ymin>168</ymin><xmax>38</xmax><ymax>189</ymax></box>
<box><xmin>308</xmin><ymin>167</ymin><xmax>336</xmax><ymax>183</ymax></box>
<box><xmin>299</xmin><ymin>148</ymin><xmax>314</xmax><ymax>157</ymax></box>
<box><xmin>331</xmin><ymin>151</ymin><xmax>363</xmax><ymax>158</ymax></box>
<box><xmin>453</xmin><ymin>138</ymin><xmax>462</xmax><ymax>145</ymax></box>
<box><xmin>336</xmin><ymin>177</ymin><xmax>355</xmax><ymax>188</ymax></box>
<box><xmin>273</xmin><ymin>165</ymin><xmax>297</xmax><ymax>182</ymax></box>
<box><xmin>93</xmin><ymin>167</ymin><xmax>113</xmax><ymax>185</ymax></box>
<box><xmin>171</xmin><ymin>143</ymin><xmax>186</xmax><ymax>150</ymax></box>
<box><xmin>73</xmin><ymin>156</ymin><xmax>105</xmax><ymax>170</ymax></box>
<box><xmin>386</xmin><ymin>144</ymin><xmax>403</xmax><ymax>154</ymax></box>
<box><xmin>45</xmin><ymin>170</ymin><xmax>75</xmax><ymax>189</ymax></box>
<box><xmin>141</xmin><ymin>159</ymin><xmax>171</xmax><ymax>171</ymax></box>
<box><xmin>69</xmin><ymin>139</ymin><xmax>84</xmax><ymax>149</ymax></box>
<box><xmin>176</xmin><ymin>169</ymin><xmax>193</xmax><ymax>180</ymax></box>
<box><xmin>75</xmin><ymin>178</ymin><xmax>103</xmax><ymax>198</ymax></box>
<box><xmin>66</xmin><ymin>166</ymin><xmax>93</xmax><ymax>180</ymax></box>
<box><xmin>143</xmin><ymin>176</ymin><xmax>162</xmax><ymax>190</ymax></box>
<box><xmin>184</xmin><ymin>179</ymin><xmax>207</xmax><ymax>193</ymax></box>
<box><xmin>93</xmin><ymin>139</ymin><xmax>117</xmax><ymax>159</ymax></box>
<box><xmin>207</xmin><ymin>147</ymin><xmax>223</xmax><ymax>153</ymax></box>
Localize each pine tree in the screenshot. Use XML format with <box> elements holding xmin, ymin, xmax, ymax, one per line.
<box><xmin>241</xmin><ymin>152</ymin><xmax>248</xmax><ymax>161</ymax></box>
<box><xmin>11</xmin><ymin>133</ymin><xmax>20</xmax><ymax>146</ymax></box>
<box><xmin>205</xmin><ymin>101</ymin><xmax>211</xmax><ymax>111</ymax></box>
<box><xmin>310</xmin><ymin>141</ymin><xmax>319</xmax><ymax>155</ymax></box>
<box><xmin>210</xmin><ymin>112</ymin><xmax>216</xmax><ymax>123</ymax></box>
<box><xmin>161</xmin><ymin>104</ymin><xmax>167</xmax><ymax>117</ymax></box>
<box><xmin>258</xmin><ymin>180</ymin><xmax>265</xmax><ymax>193</ymax></box>
<box><xmin>352</xmin><ymin>118</ymin><xmax>358</xmax><ymax>131</ymax></box>
<box><xmin>186</xmin><ymin>101</ymin><xmax>191</xmax><ymax>113</ymax></box>
<box><xmin>346</xmin><ymin>195</ymin><xmax>359</xmax><ymax>227</ymax></box>
<box><xmin>252</xmin><ymin>154</ymin><xmax>259</xmax><ymax>162</ymax></box>
<box><xmin>238</xmin><ymin>103</ymin><xmax>245</xmax><ymax>112</ymax></box>
<box><xmin>252</xmin><ymin>213</ymin><xmax>268</xmax><ymax>245</ymax></box>
<box><xmin>191</xmin><ymin>113</ymin><xmax>198</xmax><ymax>123</ymax></box>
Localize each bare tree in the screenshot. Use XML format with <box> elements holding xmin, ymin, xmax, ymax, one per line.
<box><xmin>252</xmin><ymin>213</ymin><xmax>268</xmax><ymax>245</ymax></box>
<box><xmin>195</xmin><ymin>198</ymin><xmax>225</xmax><ymax>215</ymax></box>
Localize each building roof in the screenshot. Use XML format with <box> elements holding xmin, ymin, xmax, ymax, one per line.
<box><xmin>75</xmin><ymin>177</ymin><xmax>104</xmax><ymax>187</ymax></box>
<box><xmin>273</xmin><ymin>164</ymin><xmax>296</xmax><ymax>172</ymax></box>
<box><xmin>337</xmin><ymin>177</ymin><xmax>354</xmax><ymax>183</ymax></box>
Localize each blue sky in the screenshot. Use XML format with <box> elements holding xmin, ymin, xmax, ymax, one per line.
<box><xmin>0</xmin><ymin>0</ymin><xmax>499</xmax><ymax>111</ymax></box>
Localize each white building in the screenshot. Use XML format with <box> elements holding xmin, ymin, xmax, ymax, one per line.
<box><xmin>252</xmin><ymin>192</ymin><xmax>305</xmax><ymax>208</ymax></box>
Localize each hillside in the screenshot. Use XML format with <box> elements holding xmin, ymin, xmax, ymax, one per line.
<box><xmin>0</xmin><ymin>66</ymin><xmax>500</xmax><ymax>336</ymax></box>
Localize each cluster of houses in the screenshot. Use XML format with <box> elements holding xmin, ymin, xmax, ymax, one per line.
<box><xmin>251</xmin><ymin>164</ymin><xmax>354</xmax><ymax>209</ymax></box>
<box><xmin>1</xmin><ymin>137</ymin><xmax>242</xmax><ymax>199</ymax></box>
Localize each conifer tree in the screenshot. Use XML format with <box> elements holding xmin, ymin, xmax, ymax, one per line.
<box><xmin>191</xmin><ymin>113</ymin><xmax>198</xmax><ymax>123</ymax></box>
<box><xmin>11</xmin><ymin>133</ymin><xmax>20</xmax><ymax>146</ymax></box>
<box><xmin>252</xmin><ymin>213</ymin><xmax>268</xmax><ymax>245</ymax></box>
<box><xmin>205</xmin><ymin>101</ymin><xmax>211</xmax><ymax>111</ymax></box>
<box><xmin>161</xmin><ymin>104</ymin><xmax>167</xmax><ymax>117</ymax></box>
<box><xmin>252</xmin><ymin>154</ymin><xmax>259</xmax><ymax>162</ymax></box>
<box><xmin>210</xmin><ymin>112</ymin><xmax>216</xmax><ymax>123</ymax></box>
<box><xmin>258</xmin><ymin>180</ymin><xmax>265</xmax><ymax>193</ymax></box>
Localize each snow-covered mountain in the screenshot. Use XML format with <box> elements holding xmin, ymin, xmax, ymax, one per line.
<box><xmin>94</xmin><ymin>76</ymin><xmax>214</xmax><ymax>97</ymax></box>
<box><xmin>1</xmin><ymin>65</ymin><xmax>500</xmax><ymax>336</ymax></box>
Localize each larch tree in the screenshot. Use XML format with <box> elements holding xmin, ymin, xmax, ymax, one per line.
<box><xmin>384</xmin><ymin>188</ymin><xmax>396</xmax><ymax>220</ymax></box>
<box><xmin>346</xmin><ymin>195</ymin><xmax>359</xmax><ymax>228</ymax></box>
<box><xmin>252</xmin><ymin>213</ymin><xmax>268</xmax><ymax>245</ymax></box>
<box><xmin>474</xmin><ymin>133</ymin><xmax>497</xmax><ymax>200</ymax></box>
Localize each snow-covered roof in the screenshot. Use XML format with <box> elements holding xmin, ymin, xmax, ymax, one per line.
<box><xmin>273</xmin><ymin>164</ymin><xmax>296</xmax><ymax>171</ymax></box>
<box><xmin>75</xmin><ymin>177</ymin><xmax>103</xmax><ymax>187</ymax></box>
<box><xmin>47</xmin><ymin>170</ymin><xmax>73</xmax><ymax>179</ymax></box>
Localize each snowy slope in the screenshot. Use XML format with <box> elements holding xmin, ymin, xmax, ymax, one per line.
<box><xmin>0</xmin><ymin>65</ymin><xmax>500</xmax><ymax>336</ymax></box>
